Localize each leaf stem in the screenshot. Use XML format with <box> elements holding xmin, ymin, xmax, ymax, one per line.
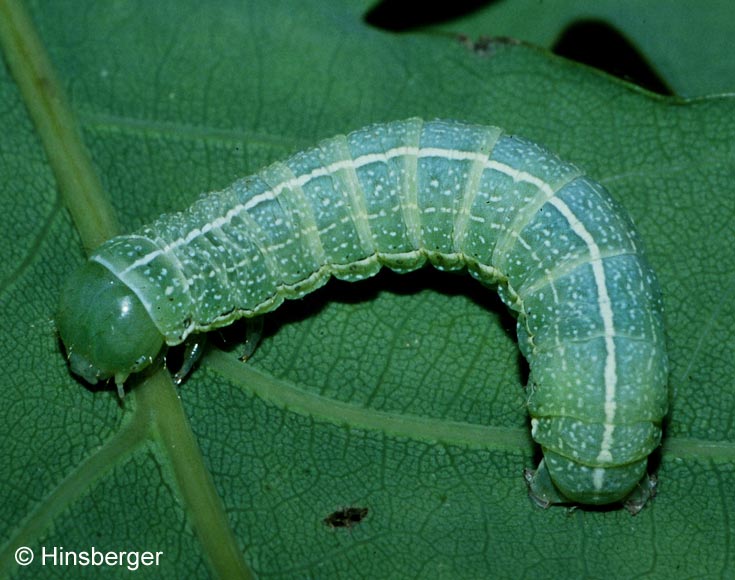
<box><xmin>0</xmin><ymin>0</ymin><xmax>118</xmax><ymax>250</ymax></box>
<box><xmin>0</xmin><ymin>2</ymin><xmax>252</xmax><ymax>576</ymax></box>
<box><xmin>138</xmin><ymin>370</ymin><xmax>254</xmax><ymax>580</ymax></box>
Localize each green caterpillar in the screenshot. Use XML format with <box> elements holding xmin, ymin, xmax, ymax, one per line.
<box><xmin>58</xmin><ymin>119</ymin><xmax>669</xmax><ymax>510</ymax></box>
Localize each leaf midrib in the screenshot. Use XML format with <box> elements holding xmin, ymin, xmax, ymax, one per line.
<box><xmin>0</xmin><ymin>1</ymin><xmax>253</xmax><ymax>577</ymax></box>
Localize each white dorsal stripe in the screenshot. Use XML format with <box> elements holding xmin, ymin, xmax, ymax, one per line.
<box><xmin>114</xmin><ymin>138</ymin><xmax>621</xmax><ymax>468</ymax></box>
<box><xmin>112</xmin><ymin>142</ymin><xmax>620</xmax><ymax>468</ymax></box>
<box><xmin>548</xmin><ymin>196</ymin><xmax>617</xmax><ymax>467</ymax></box>
<box><xmin>117</xmin><ymin>145</ymin><xmax>552</xmax><ymax>275</ymax></box>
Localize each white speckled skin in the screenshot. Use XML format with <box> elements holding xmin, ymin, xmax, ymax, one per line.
<box><xmin>87</xmin><ymin>119</ymin><xmax>669</xmax><ymax>506</ymax></box>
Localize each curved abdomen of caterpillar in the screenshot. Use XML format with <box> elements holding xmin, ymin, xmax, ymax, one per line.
<box><xmin>59</xmin><ymin>118</ymin><xmax>669</xmax><ymax>508</ymax></box>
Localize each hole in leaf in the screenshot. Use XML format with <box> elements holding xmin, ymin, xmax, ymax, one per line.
<box><xmin>553</xmin><ymin>19</ymin><xmax>673</xmax><ymax>96</ymax></box>
<box><xmin>364</xmin><ymin>0</ymin><xmax>497</xmax><ymax>32</ymax></box>
<box><xmin>323</xmin><ymin>506</ymin><xmax>369</xmax><ymax>529</ymax></box>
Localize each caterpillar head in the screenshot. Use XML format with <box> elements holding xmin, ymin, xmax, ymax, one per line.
<box><xmin>57</xmin><ymin>261</ymin><xmax>165</xmax><ymax>393</ymax></box>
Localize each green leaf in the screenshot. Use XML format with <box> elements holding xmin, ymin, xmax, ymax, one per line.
<box><xmin>1</xmin><ymin>0</ymin><xmax>734</xmax><ymax>578</ymax></box>
<box><xmin>420</xmin><ymin>0</ymin><xmax>735</xmax><ymax>97</ymax></box>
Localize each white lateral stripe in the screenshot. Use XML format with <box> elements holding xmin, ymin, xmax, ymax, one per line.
<box><xmin>548</xmin><ymin>196</ymin><xmax>617</xmax><ymax>464</ymax></box>
<box><xmin>118</xmin><ymin>144</ymin><xmax>550</xmax><ymax>275</ymax></box>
